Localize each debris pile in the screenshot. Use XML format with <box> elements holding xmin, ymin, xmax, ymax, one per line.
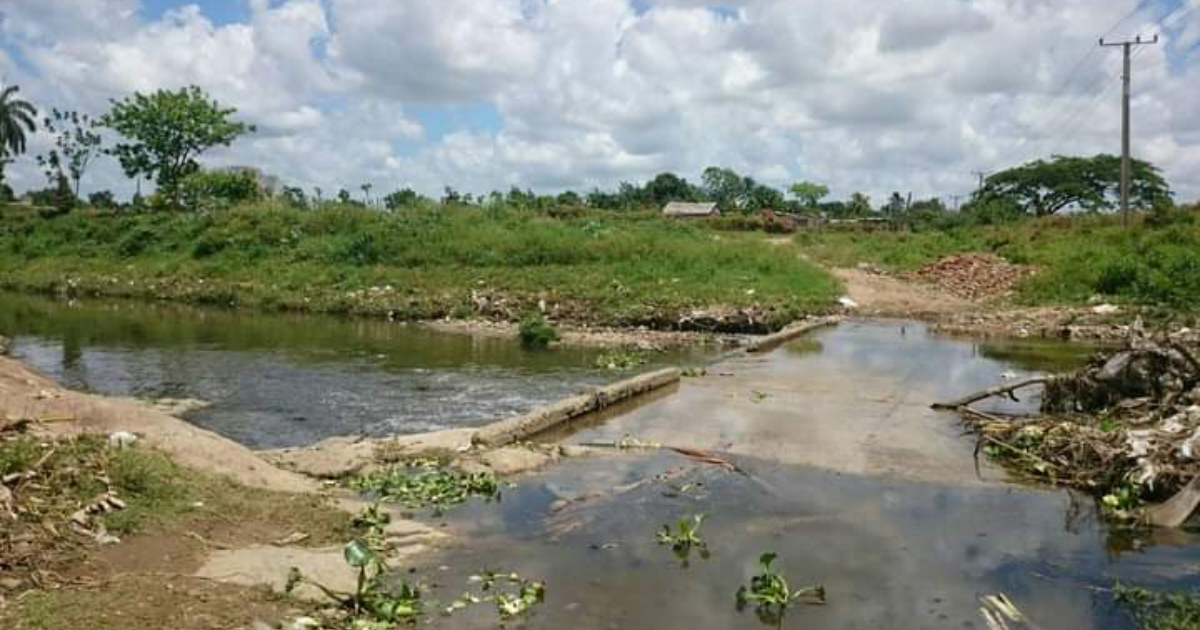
<box><xmin>910</xmin><ymin>253</ymin><xmax>1034</xmax><ymax>300</ymax></box>
<box><xmin>1</xmin><ymin>429</ymin><xmax>130</xmax><ymax>593</ymax></box>
<box><xmin>940</xmin><ymin>325</ymin><xmax>1200</xmax><ymax>524</ymax></box>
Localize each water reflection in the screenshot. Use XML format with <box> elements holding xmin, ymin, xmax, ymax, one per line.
<box><xmin>0</xmin><ymin>292</ymin><xmax>699</xmax><ymax>448</ymax></box>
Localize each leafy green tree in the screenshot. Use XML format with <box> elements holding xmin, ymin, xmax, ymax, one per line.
<box><xmin>745</xmin><ymin>182</ymin><xmax>786</xmax><ymax>211</ymax></box>
<box><xmin>556</xmin><ymin>190</ymin><xmax>582</xmax><ymax>206</ymax></box>
<box><xmin>102</xmin><ymin>86</ymin><xmax>254</xmax><ymax>207</ymax></box>
<box><xmin>180</xmin><ymin>169</ymin><xmax>261</xmax><ymax>211</ymax></box>
<box><xmin>702</xmin><ymin>166</ymin><xmax>750</xmax><ymax>213</ymax></box>
<box><xmin>789</xmin><ymin>181</ymin><xmax>829</xmax><ymax>208</ymax></box>
<box><xmin>280</xmin><ymin>186</ymin><xmax>308</xmax><ymax>209</ymax></box>
<box><xmin>88</xmin><ymin>190</ymin><xmax>118</xmax><ymax>209</ymax></box>
<box><xmin>0</xmin><ymin>85</ymin><xmax>38</xmax><ymax>185</ymax></box>
<box><xmin>846</xmin><ymin>192</ymin><xmax>872</xmax><ymax>216</ymax></box>
<box><xmin>977</xmin><ymin>154</ymin><xmax>1171</xmax><ymax>216</ymax></box>
<box><xmin>37</xmin><ymin>109</ymin><xmax>103</xmax><ymax>197</ymax></box>
<box><xmin>384</xmin><ymin>188</ymin><xmax>426</xmax><ymax>210</ymax></box>
<box><xmin>644</xmin><ymin>172</ymin><xmax>700</xmax><ymax>206</ymax></box>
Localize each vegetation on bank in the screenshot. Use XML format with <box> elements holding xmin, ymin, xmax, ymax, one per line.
<box><xmin>799</xmin><ymin>209</ymin><xmax>1200</xmax><ymax>310</ymax></box>
<box><xmin>0</xmin><ymin>203</ymin><xmax>841</xmax><ymax>330</ymax></box>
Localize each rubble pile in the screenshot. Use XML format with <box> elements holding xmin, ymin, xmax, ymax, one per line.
<box><xmin>911</xmin><ymin>253</ymin><xmax>1034</xmax><ymax>300</ymax></box>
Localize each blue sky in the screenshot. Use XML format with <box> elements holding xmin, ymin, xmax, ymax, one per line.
<box><xmin>1</xmin><ymin>0</ymin><xmax>1198</xmax><ymax>201</ymax></box>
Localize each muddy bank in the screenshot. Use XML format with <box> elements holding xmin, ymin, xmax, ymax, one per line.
<box><xmin>836</xmin><ymin>266</ymin><xmax>1160</xmax><ymax>342</ymax></box>
<box><xmin>0</xmin><ymin>355</ymin><xmax>313</xmax><ymax>493</ymax></box>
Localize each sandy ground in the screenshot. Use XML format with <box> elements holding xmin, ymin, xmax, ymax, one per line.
<box><xmin>834</xmin><ymin>266</ymin><xmax>1138</xmax><ymax>341</ymax></box>
<box><xmin>834</xmin><ymin>267</ymin><xmax>977</xmax><ymax>318</ymax></box>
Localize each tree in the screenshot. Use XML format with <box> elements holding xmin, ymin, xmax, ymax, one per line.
<box><xmin>976</xmin><ymin>154</ymin><xmax>1171</xmax><ymax>216</ymax></box>
<box><xmin>702</xmin><ymin>166</ymin><xmax>751</xmax><ymax>213</ymax></box>
<box><xmin>88</xmin><ymin>190</ymin><xmax>117</xmax><ymax>209</ymax></box>
<box><xmin>102</xmin><ymin>86</ymin><xmax>254</xmax><ymax>207</ymax></box>
<box><xmin>644</xmin><ymin>172</ymin><xmax>699</xmax><ymax>206</ymax></box>
<box><xmin>37</xmin><ymin>109</ymin><xmax>103</xmax><ymax>197</ymax></box>
<box><xmin>384</xmin><ymin>188</ymin><xmax>425</xmax><ymax>210</ymax></box>
<box><xmin>846</xmin><ymin>192</ymin><xmax>872</xmax><ymax>216</ymax></box>
<box><xmin>789</xmin><ymin>181</ymin><xmax>829</xmax><ymax>208</ymax></box>
<box><xmin>0</xmin><ymin>85</ymin><xmax>38</xmax><ymax>184</ymax></box>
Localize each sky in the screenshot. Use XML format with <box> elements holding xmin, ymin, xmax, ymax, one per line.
<box><xmin>1</xmin><ymin>0</ymin><xmax>1198</xmax><ymax>203</ymax></box>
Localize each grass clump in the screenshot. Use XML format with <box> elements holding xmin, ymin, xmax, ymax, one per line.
<box><xmin>594</xmin><ymin>349</ymin><xmax>648</xmax><ymax>370</ymax></box>
<box><xmin>1114</xmin><ymin>585</ymin><xmax>1200</xmax><ymax>630</ymax></box>
<box><xmin>517</xmin><ymin>312</ymin><xmax>559</xmax><ymax>348</ymax></box>
<box><xmin>347</xmin><ymin>459</ymin><xmax>502</xmax><ymax>515</ymax></box>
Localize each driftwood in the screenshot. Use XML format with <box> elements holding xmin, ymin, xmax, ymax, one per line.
<box><xmin>932</xmin><ymin>378</ymin><xmax>1049</xmax><ymax>410</ymax></box>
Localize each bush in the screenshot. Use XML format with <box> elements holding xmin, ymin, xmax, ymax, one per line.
<box><xmin>518</xmin><ymin>313</ymin><xmax>559</xmax><ymax>348</ymax></box>
<box><xmin>180</xmin><ymin>169</ymin><xmax>262</xmax><ymax>211</ymax></box>
<box><xmin>88</xmin><ymin>190</ymin><xmax>118</xmax><ymax>210</ymax></box>
<box><xmin>116</xmin><ymin>226</ymin><xmax>156</xmax><ymax>257</ymax></box>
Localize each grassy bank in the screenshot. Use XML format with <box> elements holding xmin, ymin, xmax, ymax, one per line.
<box><xmin>0</xmin><ymin>203</ymin><xmax>840</xmax><ymax>331</ymax></box>
<box><xmin>797</xmin><ymin>212</ymin><xmax>1200</xmax><ymax>310</ymax></box>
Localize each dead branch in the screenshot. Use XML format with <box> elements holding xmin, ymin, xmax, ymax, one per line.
<box><xmin>932</xmin><ymin>377</ymin><xmax>1049</xmax><ymax>410</ymax></box>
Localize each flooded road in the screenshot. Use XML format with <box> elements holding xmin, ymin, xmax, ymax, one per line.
<box><xmin>557</xmin><ymin>320</ymin><xmax>1094</xmax><ymax>484</ymax></box>
<box><xmin>388</xmin><ymin>323</ymin><xmax>1196</xmax><ymax>630</ymax></box>
<box><xmin>419</xmin><ymin>452</ymin><xmax>1200</xmax><ymax>630</ymax></box>
<box><xmin>0</xmin><ymin>292</ymin><xmax>699</xmax><ymax>448</ymax></box>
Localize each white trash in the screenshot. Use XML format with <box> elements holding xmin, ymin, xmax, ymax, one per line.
<box><xmin>107</xmin><ymin>431</ymin><xmax>139</xmax><ymax>449</ymax></box>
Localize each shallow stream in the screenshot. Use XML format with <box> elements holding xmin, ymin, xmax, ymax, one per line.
<box><xmin>3</xmin><ymin>294</ymin><xmax>1196</xmax><ymax>628</ymax></box>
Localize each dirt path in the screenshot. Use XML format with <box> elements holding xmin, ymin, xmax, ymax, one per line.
<box><xmin>834</xmin><ymin>267</ymin><xmax>978</xmax><ymax>318</ymax></box>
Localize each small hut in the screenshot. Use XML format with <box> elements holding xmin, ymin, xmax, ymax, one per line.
<box><xmin>662</xmin><ymin>201</ymin><xmax>720</xmax><ymax>218</ymax></box>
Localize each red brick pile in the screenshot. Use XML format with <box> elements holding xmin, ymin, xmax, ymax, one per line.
<box><xmin>910</xmin><ymin>253</ymin><xmax>1034</xmax><ymax>300</ymax></box>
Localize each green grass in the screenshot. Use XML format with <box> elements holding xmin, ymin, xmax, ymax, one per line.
<box><xmin>797</xmin><ymin>212</ymin><xmax>1200</xmax><ymax>310</ymax></box>
<box><xmin>0</xmin><ymin>203</ymin><xmax>841</xmax><ymax>330</ymax></box>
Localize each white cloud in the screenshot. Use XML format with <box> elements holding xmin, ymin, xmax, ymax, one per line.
<box><xmin>2</xmin><ymin>0</ymin><xmax>1198</xmax><ymax>202</ymax></box>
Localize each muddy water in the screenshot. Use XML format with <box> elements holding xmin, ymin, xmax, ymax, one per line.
<box><xmin>557</xmin><ymin>320</ymin><xmax>1095</xmax><ymax>484</ymax></box>
<box><xmin>0</xmin><ymin>291</ymin><xmax>699</xmax><ymax>448</ymax></box>
<box><xmin>418</xmin><ymin>453</ymin><xmax>1200</xmax><ymax>630</ymax></box>
<box><xmin>403</xmin><ymin>323</ymin><xmax>1200</xmax><ymax>629</ymax></box>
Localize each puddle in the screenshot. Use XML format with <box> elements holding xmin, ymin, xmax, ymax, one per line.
<box><xmin>413</xmin><ymin>453</ymin><xmax>1200</xmax><ymax>630</ymax></box>
<box><xmin>0</xmin><ymin>292</ymin><xmax>702</xmax><ymax>448</ymax></box>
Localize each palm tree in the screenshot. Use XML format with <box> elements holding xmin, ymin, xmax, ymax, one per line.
<box><xmin>0</xmin><ymin>85</ymin><xmax>38</xmax><ymax>159</ymax></box>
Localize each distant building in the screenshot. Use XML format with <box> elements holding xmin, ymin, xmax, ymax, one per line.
<box><xmin>663</xmin><ymin>201</ymin><xmax>720</xmax><ymax>218</ymax></box>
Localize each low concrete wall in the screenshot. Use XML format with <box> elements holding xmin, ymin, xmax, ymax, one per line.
<box><xmin>473</xmin><ymin>367</ymin><xmax>681</xmax><ymax>447</ymax></box>
<box><xmin>744</xmin><ymin>316</ymin><xmax>840</xmax><ymax>354</ymax></box>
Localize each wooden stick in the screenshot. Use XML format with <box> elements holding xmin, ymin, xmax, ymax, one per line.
<box><xmin>932</xmin><ymin>377</ymin><xmax>1049</xmax><ymax>410</ymax></box>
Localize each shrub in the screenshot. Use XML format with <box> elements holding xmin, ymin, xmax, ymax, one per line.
<box><xmin>518</xmin><ymin>313</ymin><xmax>559</xmax><ymax>348</ymax></box>
<box><xmin>180</xmin><ymin>169</ymin><xmax>262</xmax><ymax>211</ymax></box>
<box><xmin>116</xmin><ymin>226</ymin><xmax>156</xmax><ymax>257</ymax></box>
<box><xmin>88</xmin><ymin>190</ymin><xmax>118</xmax><ymax>210</ymax></box>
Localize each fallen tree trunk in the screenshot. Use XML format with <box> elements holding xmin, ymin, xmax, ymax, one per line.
<box><xmin>931</xmin><ymin>377</ymin><xmax>1049</xmax><ymax>410</ymax></box>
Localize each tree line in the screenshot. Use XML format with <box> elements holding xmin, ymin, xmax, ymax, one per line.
<box><xmin>0</xmin><ymin>84</ymin><xmax>1178</xmax><ymax>220</ymax></box>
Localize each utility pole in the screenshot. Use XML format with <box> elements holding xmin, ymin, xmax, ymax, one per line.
<box><xmin>1100</xmin><ymin>34</ymin><xmax>1157</xmax><ymax>228</ymax></box>
<box><xmin>971</xmin><ymin>171</ymin><xmax>987</xmax><ymax>199</ymax></box>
